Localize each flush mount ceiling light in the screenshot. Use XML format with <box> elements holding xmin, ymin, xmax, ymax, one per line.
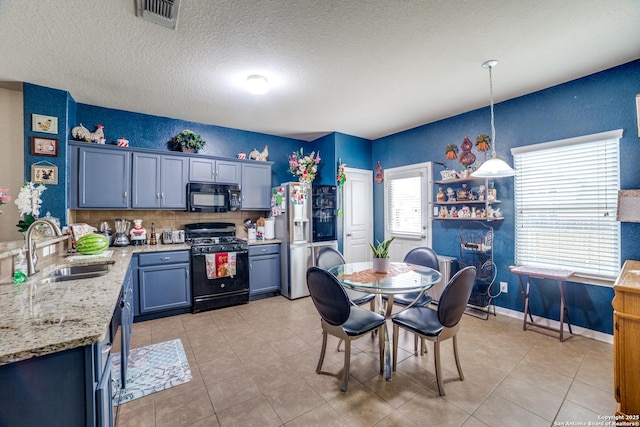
<box><xmin>472</xmin><ymin>60</ymin><xmax>516</xmax><ymax>178</ymax></box>
<box><xmin>246</xmin><ymin>75</ymin><xmax>269</xmax><ymax>95</ymax></box>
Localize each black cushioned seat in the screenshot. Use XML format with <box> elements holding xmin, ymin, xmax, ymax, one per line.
<box><xmin>306</xmin><ymin>266</ymin><xmax>386</xmax><ymax>392</ymax></box>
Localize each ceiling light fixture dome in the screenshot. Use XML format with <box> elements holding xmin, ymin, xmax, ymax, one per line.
<box><xmin>472</xmin><ymin>60</ymin><xmax>516</xmax><ymax>178</ymax></box>
<box><xmin>246</xmin><ymin>75</ymin><xmax>269</xmax><ymax>95</ymax></box>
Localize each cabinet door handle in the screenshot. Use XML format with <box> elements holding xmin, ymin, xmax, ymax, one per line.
<box><xmin>123</xmin><ymin>191</ymin><xmax>127</xmax><ymax>199</ymax></box>
<box><xmin>161</xmin><ymin>192</ymin><xmax>164</xmax><ymax>199</ymax></box>
<box><xmin>102</xmin><ymin>344</ymin><xmax>112</xmax><ymax>354</ymax></box>
<box><xmin>347</xmin><ymin>233</ymin><xmax>352</xmax><ymax>236</ymax></box>
<box><xmin>261</xmin><ymin>248</ymin><xmax>268</xmax><ymax>253</ymax></box>
<box><xmin>161</xmin><ymin>256</ymin><xmax>170</xmax><ymax>261</ymax></box>
<box><xmin>186</xmin><ymin>269</ymin><xmax>189</xmax><ymax>279</ymax></box>
<box><xmin>156</xmin><ymin>192</ymin><xmax>160</xmax><ymax>199</ymax></box>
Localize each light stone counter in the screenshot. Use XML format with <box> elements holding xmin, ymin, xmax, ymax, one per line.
<box><xmin>0</xmin><ymin>243</ymin><xmax>189</xmax><ymax>366</ymax></box>
<box><xmin>247</xmin><ymin>239</ymin><xmax>281</xmax><ymax>245</ymax></box>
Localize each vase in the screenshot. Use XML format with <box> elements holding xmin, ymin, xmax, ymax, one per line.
<box><xmin>372</xmin><ymin>257</ymin><xmax>390</xmax><ymax>274</ymax></box>
<box><xmin>181</xmin><ymin>146</ymin><xmax>195</xmax><ymax>153</ymax></box>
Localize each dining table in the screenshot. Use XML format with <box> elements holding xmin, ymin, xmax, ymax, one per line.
<box><xmin>328</xmin><ymin>261</ymin><xmax>442</xmax><ymax>380</ymax></box>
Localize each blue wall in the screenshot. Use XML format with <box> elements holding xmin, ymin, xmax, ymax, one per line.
<box><xmin>75</xmin><ymin>104</ymin><xmax>309</xmax><ymax>187</ymax></box>
<box><xmin>371</xmin><ymin>59</ymin><xmax>640</xmax><ymax>334</ymax></box>
<box><xmin>22</xmin><ymin>59</ymin><xmax>640</xmax><ymax>335</ymax></box>
<box><xmin>23</xmin><ymin>84</ymin><xmax>72</xmax><ymax>224</ymax></box>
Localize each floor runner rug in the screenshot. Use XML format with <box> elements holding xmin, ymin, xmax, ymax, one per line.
<box><xmin>111</xmin><ymin>338</ymin><xmax>192</xmax><ymax>406</ymax></box>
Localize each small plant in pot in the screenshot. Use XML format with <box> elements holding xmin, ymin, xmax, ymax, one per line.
<box><xmin>370</xmin><ymin>236</ymin><xmax>395</xmax><ymax>273</ymax></box>
<box><xmin>171</xmin><ymin>129</ymin><xmax>206</xmax><ymax>153</ymax></box>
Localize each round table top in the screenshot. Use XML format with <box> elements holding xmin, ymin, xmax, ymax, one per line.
<box><xmin>328</xmin><ymin>261</ymin><xmax>442</xmax><ymax>294</ymax></box>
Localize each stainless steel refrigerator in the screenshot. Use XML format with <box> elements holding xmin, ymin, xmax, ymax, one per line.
<box><xmin>274</xmin><ymin>182</ymin><xmax>338</xmax><ymax>299</ymax></box>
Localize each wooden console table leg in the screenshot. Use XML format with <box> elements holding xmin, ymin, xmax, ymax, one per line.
<box><xmin>558</xmin><ymin>279</ymin><xmax>572</xmax><ymax>341</ymax></box>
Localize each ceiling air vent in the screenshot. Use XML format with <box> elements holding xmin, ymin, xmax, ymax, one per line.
<box><xmin>136</xmin><ymin>0</ymin><xmax>181</xmax><ymax>30</ymax></box>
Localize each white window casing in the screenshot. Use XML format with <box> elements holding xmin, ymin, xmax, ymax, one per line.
<box><xmin>511</xmin><ymin>130</ymin><xmax>622</xmax><ymax>280</ymax></box>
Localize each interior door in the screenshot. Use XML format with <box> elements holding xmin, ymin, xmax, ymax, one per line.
<box><xmin>343</xmin><ymin>167</ymin><xmax>373</xmax><ymax>263</ymax></box>
<box><xmin>384</xmin><ymin>162</ymin><xmax>432</xmax><ymax>261</ymax></box>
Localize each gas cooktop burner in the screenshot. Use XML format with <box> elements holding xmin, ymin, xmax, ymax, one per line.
<box><xmin>189</xmin><ymin>236</ymin><xmax>245</xmax><ymax>246</ymax></box>
<box><xmin>184</xmin><ymin>222</ymin><xmax>247</xmax><ymax>253</ymax></box>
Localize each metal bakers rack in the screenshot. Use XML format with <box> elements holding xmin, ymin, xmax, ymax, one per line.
<box><xmin>459</xmin><ymin>222</ymin><xmax>499</xmax><ymax>319</ymax></box>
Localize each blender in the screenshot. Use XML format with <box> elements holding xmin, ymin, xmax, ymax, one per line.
<box><xmin>113</xmin><ymin>218</ymin><xmax>130</xmax><ymax>247</ymax></box>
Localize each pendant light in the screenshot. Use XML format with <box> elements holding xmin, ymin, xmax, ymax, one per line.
<box><xmin>472</xmin><ymin>60</ymin><xmax>516</xmax><ymax>178</ymax></box>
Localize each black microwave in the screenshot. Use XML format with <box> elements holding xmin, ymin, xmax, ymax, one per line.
<box><xmin>187</xmin><ymin>182</ymin><xmax>241</xmax><ymax>212</ymax></box>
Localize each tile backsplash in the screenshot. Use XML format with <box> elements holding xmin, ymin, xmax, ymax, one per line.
<box><xmin>70</xmin><ymin>210</ymin><xmax>269</xmax><ymax>239</ymax></box>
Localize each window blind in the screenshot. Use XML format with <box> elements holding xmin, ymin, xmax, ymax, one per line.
<box><xmin>387</xmin><ymin>172</ymin><xmax>424</xmax><ymax>237</ymax></box>
<box><xmin>513</xmin><ymin>134</ymin><xmax>620</xmax><ymax>279</ymax></box>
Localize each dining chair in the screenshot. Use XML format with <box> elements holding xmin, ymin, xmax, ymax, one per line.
<box><xmin>306</xmin><ymin>266</ymin><xmax>386</xmax><ymax>392</ymax></box>
<box><xmin>391</xmin><ymin>266</ymin><xmax>476</xmax><ymax>396</ymax></box>
<box><xmin>316</xmin><ymin>247</ymin><xmax>375</xmax><ymax>309</ymax></box>
<box><xmin>384</xmin><ymin>247</ymin><xmax>439</xmax><ymax>317</ymax></box>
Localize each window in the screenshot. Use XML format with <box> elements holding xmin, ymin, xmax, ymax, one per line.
<box><xmin>385</xmin><ymin>167</ymin><xmax>427</xmax><ymax>238</ymax></box>
<box><xmin>512</xmin><ymin>130</ymin><xmax>622</xmax><ymax>279</ymax></box>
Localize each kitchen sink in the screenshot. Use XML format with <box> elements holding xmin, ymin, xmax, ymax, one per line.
<box><xmin>42</xmin><ymin>263</ymin><xmax>113</xmax><ymax>283</ymax></box>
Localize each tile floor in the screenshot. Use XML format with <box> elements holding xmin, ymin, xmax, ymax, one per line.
<box><xmin>114</xmin><ymin>296</ymin><xmax>616</xmax><ymax>427</ymax></box>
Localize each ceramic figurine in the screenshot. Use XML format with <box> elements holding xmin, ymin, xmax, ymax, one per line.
<box><xmin>457</xmin><ymin>183</ymin><xmax>470</xmax><ymax>201</ymax></box>
<box><xmin>130</xmin><ymin>219</ymin><xmax>146</xmax><ymax>245</ymax></box>
<box><xmin>446</xmin><ymin>187</ymin><xmax>456</xmax><ymax>201</ymax></box>
<box><xmin>478</xmin><ymin>185</ymin><xmax>485</xmax><ymax>201</ymax></box>
<box><xmin>237</xmin><ymin>151</ymin><xmax>246</xmax><ymax>159</ymax></box>
<box><xmin>257</xmin><ymin>145</ymin><xmax>269</xmax><ymax>161</ymax></box>
<box><xmin>488</xmin><ymin>182</ymin><xmax>497</xmax><ymax>201</ymax></box>
<box><xmin>437</xmin><ymin>187</ymin><xmax>446</xmax><ymax>202</ymax></box>
<box><xmin>72</xmin><ymin>123</ymin><xmax>105</xmax><ymax>143</ymax></box>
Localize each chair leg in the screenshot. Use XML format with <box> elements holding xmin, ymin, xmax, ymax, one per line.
<box><xmin>378</xmin><ymin>325</ymin><xmax>385</xmax><ymax>374</ymax></box>
<box><xmin>385</xmin><ymin>295</ymin><xmax>394</xmax><ymax>318</ymax></box>
<box><xmin>341</xmin><ymin>339</ymin><xmax>351</xmax><ymax>392</ymax></box>
<box><xmin>316</xmin><ymin>331</ymin><xmax>328</xmax><ymax>374</ymax></box>
<box><xmin>420</xmin><ymin>337</ymin><xmax>427</xmax><ymax>355</ymax></box>
<box><xmin>413</xmin><ymin>334</ymin><xmax>418</xmax><ymax>355</ymax></box>
<box><xmin>434</xmin><ymin>340</ymin><xmax>445</xmax><ymax>396</ymax></box>
<box><xmin>392</xmin><ymin>324</ymin><xmax>399</xmax><ymax>371</ymax></box>
<box><xmin>336</xmin><ymin>339</ymin><xmax>343</xmax><ymax>352</ymax></box>
<box><xmin>453</xmin><ymin>334</ymin><xmax>464</xmax><ymax>381</ymax></box>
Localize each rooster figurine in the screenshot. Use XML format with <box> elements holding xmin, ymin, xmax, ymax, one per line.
<box><xmin>248</xmin><ymin>148</ymin><xmax>260</xmax><ymax>160</ymax></box>
<box><xmin>257</xmin><ymin>145</ymin><xmax>269</xmax><ymax>161</ymax></box>
<box><xmin>72</xmin><ymin>124</ymin><xmax>105</xmax><ymax>143</ymax></box>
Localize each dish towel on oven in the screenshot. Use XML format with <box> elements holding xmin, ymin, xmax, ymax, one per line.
<box><xmin>205</xmin><ymin>252</ymin><xmax>237</xmax><ymax>278</ymax></box>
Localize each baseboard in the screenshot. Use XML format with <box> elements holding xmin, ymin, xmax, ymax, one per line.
<box><xmin>493</xmin><ymin>306</ymin><xmax>613</xmax><ymax>344</ymax></box>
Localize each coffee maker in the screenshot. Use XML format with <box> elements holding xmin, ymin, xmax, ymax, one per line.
<box><xmin>113</xmin><ymin>218</ymin><xmax>130</xmax><ymax>247</ymax></box>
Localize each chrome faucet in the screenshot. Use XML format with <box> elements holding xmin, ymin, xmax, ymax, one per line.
<box><xmin>26</xmin><ymin>218</ymin><xmax>63</xmax><ymax>276</ymax></box>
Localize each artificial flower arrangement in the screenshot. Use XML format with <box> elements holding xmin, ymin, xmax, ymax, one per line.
<box><xmin>14</xmin><ymin>182</ymin><xmax>46</xmax><ymax>232</ymax></box>
<box><xmin>337</xmin><ymin>163</ymin><xmax>346</xmax><ymax>186</ymax></box>
<box><xmin>288</xmin><ymin>148</ymin><xmax>321</xmax><ymax>183</ymax></box>
<box><xmin>0</xmin><ymin>187</ymin><xmax>10</xmax><ymax>215</ymax></box>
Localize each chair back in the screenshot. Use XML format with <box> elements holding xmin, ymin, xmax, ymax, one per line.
<box><xmin>306</xmin><ymin>266</ymin><xmax>351</xmax><ymax>326</ymax></box>
<box><xmin>403</xmin><ymin>247</ymin><xmax>440</xmax><ymax>271</ymax></box>
<box><xmin>437</xmin><ymin>266</ymin><xmax>476</xmax><ymax>328</ymax></box>
<box><xmin>316</xmin><ymin>247</ymin><xmax>346</xmax><ymax>270</ymax></box>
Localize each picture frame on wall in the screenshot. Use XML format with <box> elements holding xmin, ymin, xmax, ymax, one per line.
<box><xmin>31</xmin><ymin>164</ymin><xmax>58</xmax><ymax>185</ymax></box>
<box><xmin>31</xmin><ymin>136</ymin><xmax>58</xmax><ymax>157</ymax></box>
<box><xmin>31</xmin><ymin>114</ymin><xmax>58</xmax><ymax>134</ymax></box>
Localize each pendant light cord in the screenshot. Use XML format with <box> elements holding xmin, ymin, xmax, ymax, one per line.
<box><xmin>488</xmin><ymin>64</ymin><xmax>497</xmax><ymax>159</ymax></box>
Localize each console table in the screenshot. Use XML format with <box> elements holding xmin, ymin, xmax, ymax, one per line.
<box><xmin>510</xmin><ymin>265</ymin><xmax>575</xmax><ymax>342</ymax></box>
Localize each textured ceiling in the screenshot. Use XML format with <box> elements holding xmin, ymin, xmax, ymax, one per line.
<box><xmin>0</xmin><ymin>0</ymin><xmax>639</xmax><ymax>141</ymax></box>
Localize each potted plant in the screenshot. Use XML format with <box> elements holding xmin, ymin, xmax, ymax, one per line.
<box><xmin>370</xmin><ymin>236</ymin><xmax>395</xmax><ymax>273</ymax></box>
<box><xmin>171</xmin><ymin>129</ymin><xmax>206</xmax><ymax>153</ymax></box>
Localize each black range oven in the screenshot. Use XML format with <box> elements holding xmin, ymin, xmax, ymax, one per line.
<box><xmin>186</xmin><ymin>222</ymin><xmax>249</xmax><ymax>312</ymax></box>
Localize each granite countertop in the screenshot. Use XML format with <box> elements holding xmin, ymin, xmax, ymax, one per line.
<box><xmin>0</xmin><ymin>243</ymin><xmax>190</xmax><ymax>366</ymax></box>
<box><xmin>247</xmin><ymin>239</ymin><xmax>281</xmax><ymax>245</ymax></box>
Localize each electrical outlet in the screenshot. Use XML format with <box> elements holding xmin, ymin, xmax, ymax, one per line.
<box><xmin>500</xmin><ymin>281</ymin><xmax>508</xmax><ymax>293</ymax></box>
<box><xmin>43</xmin><ymin>246</ymin><xmax>50</xmax><ymax>257</ymax></box>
